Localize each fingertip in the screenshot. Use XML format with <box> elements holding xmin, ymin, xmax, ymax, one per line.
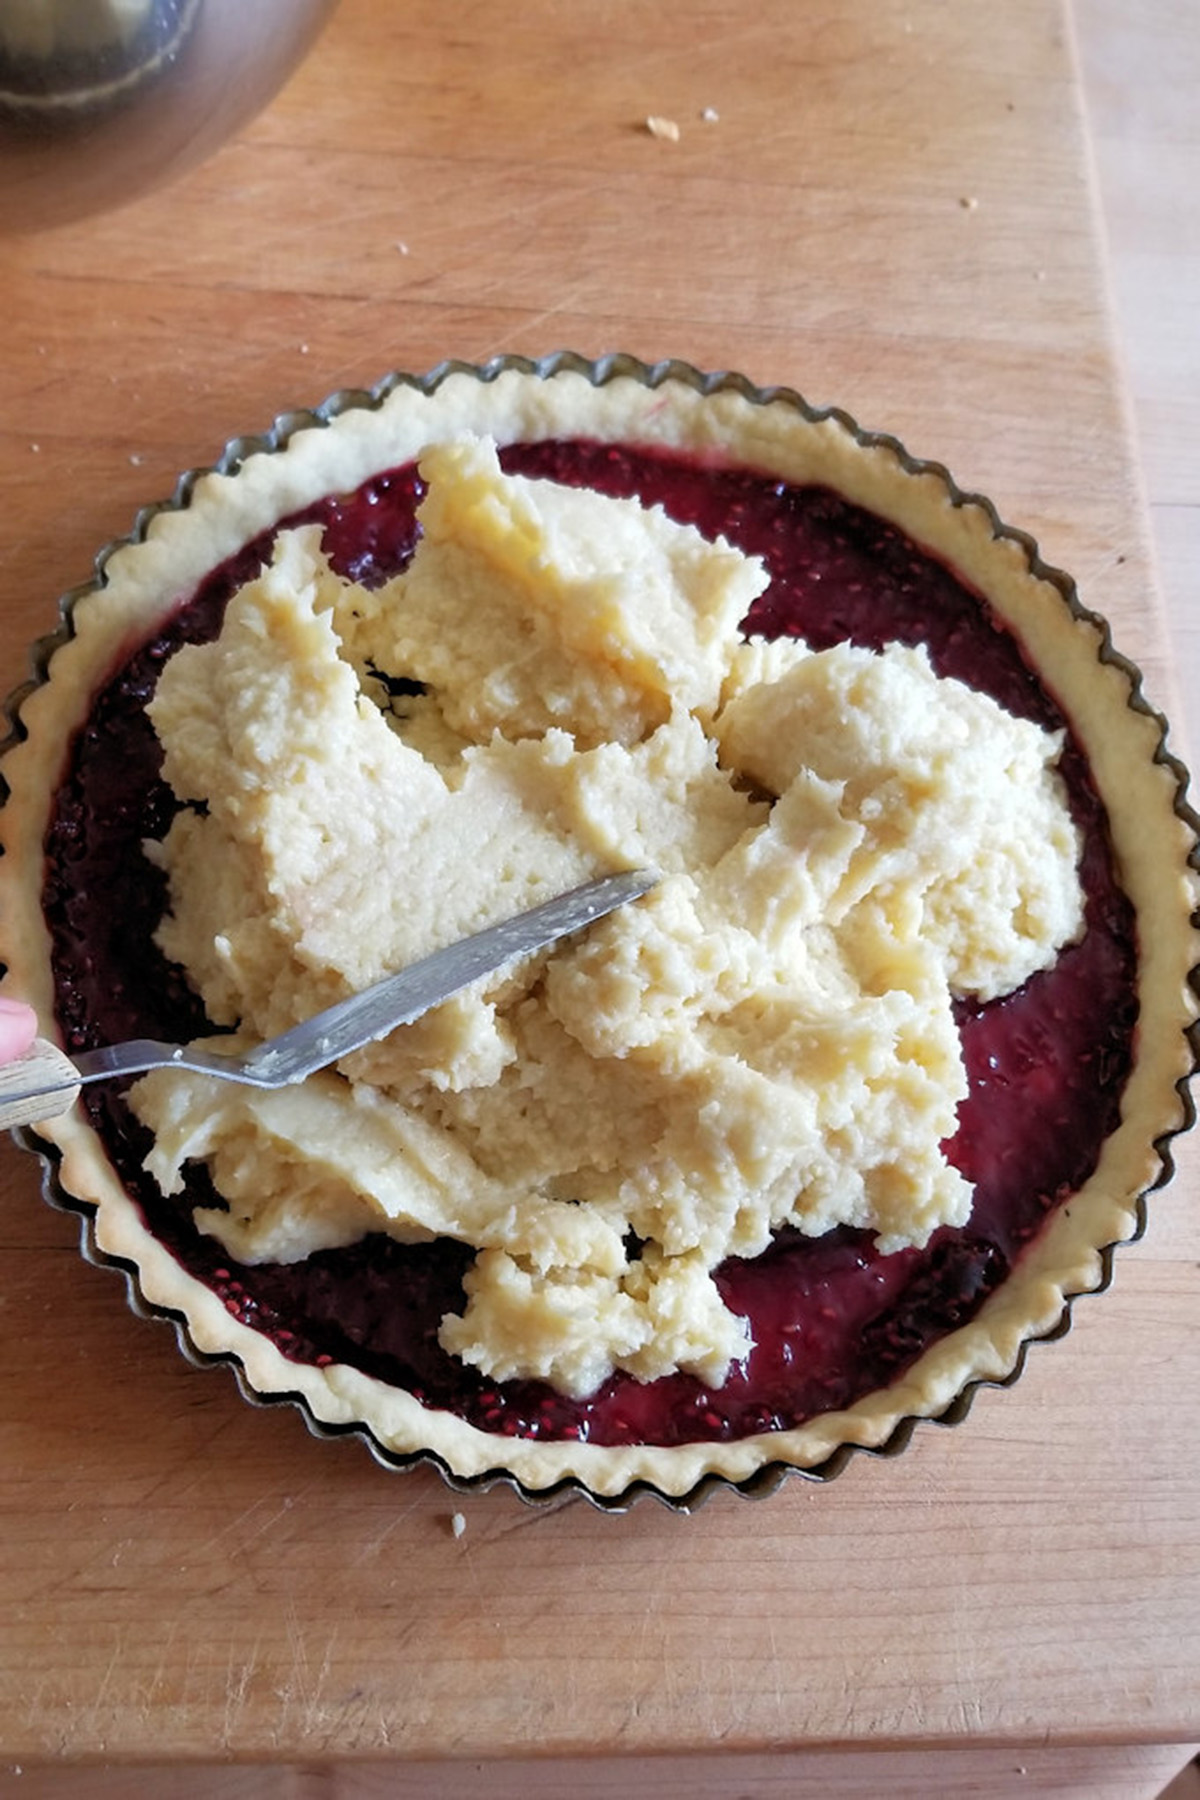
<box><xmin>0</xmin><ymin>996</ymin><xmax>39</xmax><ymax>1062</ymax></box>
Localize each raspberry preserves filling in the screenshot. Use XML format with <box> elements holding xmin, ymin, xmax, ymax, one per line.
<box><xmin>43</xmin><ymin>440</ymin><xmax>1137</xmax><ymax>1449</ymax></box>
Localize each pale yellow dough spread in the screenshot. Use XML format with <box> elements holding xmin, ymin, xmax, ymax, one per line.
<box><xmin>131</xmin><ymin>436</ymin><xmax>1084</xmax><ymax>1399</ymax></box>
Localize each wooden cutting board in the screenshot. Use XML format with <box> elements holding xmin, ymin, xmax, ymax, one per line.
<box><xmin>0</xmin><ymin>1</ymin><xmax>1196</xmax><ymax>1790</ymax></box>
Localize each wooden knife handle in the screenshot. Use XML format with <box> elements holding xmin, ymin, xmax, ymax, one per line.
<box><xmin>0</xmin><ymin>1037</ymin><xmax>81</xmax><ymax>1133</ymax></box>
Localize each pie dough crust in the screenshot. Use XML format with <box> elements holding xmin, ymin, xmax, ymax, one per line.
<box><xmin>2</xmin><ymin>355</ymin><xmax>1196</xmax><ymax>1503</ymax></box>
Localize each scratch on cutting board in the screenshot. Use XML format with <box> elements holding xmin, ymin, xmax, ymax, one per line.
<box><xmin>453</xmin><ymin>1528</ymin><xmax>492</xmax><ymax>1613</ymax></box>
<box><xmin>189</xmin><ymin>1492</ymin><xmax>299</xmax><ymax>1566</ymax></box>
<box><xmin>84</xmin><ymin>1626</ymin><xmax>127</xmax><ymax>1724</ymax></box>
<box><xmin>266</xmin><ymin>1623</ymin><xmax>399</xmax><ymax>1758</ymax></box>
<box><xmin>619</xmin><ymin>14</ymin><xmax>777</xmax><ymax>81</ymax></box>
<box><xmin>273</xmin><ymin>1598</ymin><xmax>343</xmax><ymax>1741</ymax></box>
<box><xmin>65</xmin><ymin>1623</ymin><xmax>139</xmax><ymax>1750</ymax></box>
<box><xmin>345</xmin><ymin>1490</ymin><xmax>430</xmax><ymax>1568</ymax></box>
<box><xmin>221</xmin><ymin>1632</ymin><xmax>265</xmax><ymax>1749</ymax></box>
<box><xmin>476</xmin><ymin>291</ymin><xmax>587</xmax><ymax>361</ymax></box>
<box><xmin>1069</xmin><ymin>542</ymin><xmax>1142</xmax><ymax>598</ymax></box>
<box><xmin>135</xmin><ymin>1416</ymin><xmax>248</xmax><ymax>1511</ymax></box>
<box><xmin>764</xmin><ymin>1616</ymin><xmax>789</xmax><ymax>1719</ymax></box>
<box><xmin>140</xmin><ymin>1617</ymin><xmax>184</xmax><ymax>1714</ymax></box>
<box><xmin>946</xmin><ymin>1592</ymin><xmax>987</xmax><ymax>1737</ymax></box>
<box><xmin>483</xmin><ymin>1492</ymin><xmax>583</xmax><ymax>1543</ymax></box>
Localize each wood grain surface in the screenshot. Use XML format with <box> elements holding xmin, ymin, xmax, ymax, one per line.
<box><xmin>1074</xmin><ymin>0</ymin><xmax>1200</xmax><ymax>757</ymax></box>
<box><xmin>0</xmin><ymin>0</ymin><xmax>1197</xmax><ymax>1790</ymax></box>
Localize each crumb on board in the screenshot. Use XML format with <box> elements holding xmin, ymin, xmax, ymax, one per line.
<box><xmin>959</xmin><ymin>195</ymin><xmax>979</xmax><ymax>211</ymax></box>
<box><xmin>701</xmin><ymin>105</ymin><xmax>719</xmax><ymax>123</ymax></box>
<box><xmin>644</xmin><ymin>115</ymin><xmax>680</xmax><ymax>142</ymax></box>
<box><xmin>449</xmin><ymin>1511</ymin><xmax>467</xmax><ymax>1539</ymax></box>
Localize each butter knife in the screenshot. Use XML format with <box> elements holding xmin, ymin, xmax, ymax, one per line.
<box><xmin>0</xmin><ymin>867</ymin><xmax>656</xmax><ymax>1132</ymax></box>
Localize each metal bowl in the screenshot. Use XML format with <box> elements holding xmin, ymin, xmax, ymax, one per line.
<box><xmin>0</xmin><ymin>0</ymin><xmax>339</xmax><ymax>232</ymax></box>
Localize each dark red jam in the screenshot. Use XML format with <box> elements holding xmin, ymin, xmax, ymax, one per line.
<box><xmin>43</xmin><ymin>440</ymin><xmax>1137</xmax><ymax>1448</ymax></box>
